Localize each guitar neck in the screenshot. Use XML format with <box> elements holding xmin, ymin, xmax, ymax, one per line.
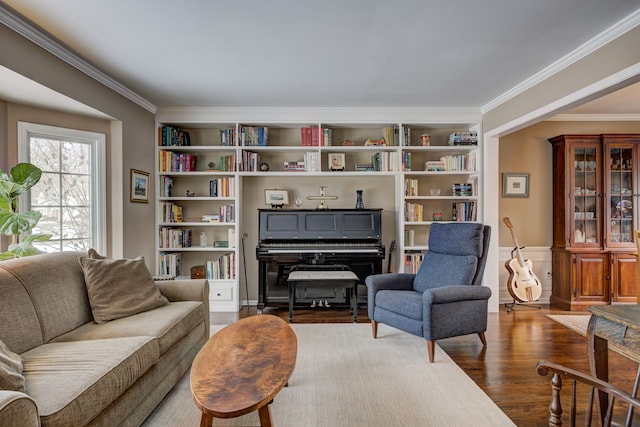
<box><xmin>509</xmin><ymin>229</ymin><xmax>527</xmax><ymax>268</ymax></box>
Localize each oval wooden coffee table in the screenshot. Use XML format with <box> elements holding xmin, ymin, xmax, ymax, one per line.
<box><xmin>190</xmin><ymin>315</ymin><xmax>297</xmax><ymax>427</ymax></box>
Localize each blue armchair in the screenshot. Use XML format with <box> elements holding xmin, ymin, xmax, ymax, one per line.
<box><xmin>366</xmin><ymin>222</ymin><xmax>491</xmax><ymax>362</ymax></box>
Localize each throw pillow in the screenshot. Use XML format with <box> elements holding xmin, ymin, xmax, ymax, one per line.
<box><xmin>0</xmin><ymin>339</ymin><xmax>26</xmax><ymax>392</ymax></box>
<box><xmin>413</xmin><ymin>251</ymin><xmax>478</xmax><ymax>293</ymax></box>
<box><xmin>79</xmin><ymin>250</ymin><xmax>169</xmax><ymax>323</ymax></box>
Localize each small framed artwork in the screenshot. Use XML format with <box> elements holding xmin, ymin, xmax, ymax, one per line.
<box><xmin>502</xmin><ymin>173</ymin><xmax>529</xmax><ymax>198</ymax></box>
<box><xmin>130</xmin><ymin>169</ymin><xmax>150</xmax><ymax>203</ymax></box>
<box><xmin>328</xmin><ymin>153</ymin><xmax>345</xmax><ymax>171</ymax></box>
<box><xmin>265</xmin><ymin>189</ymin><xmax>289</xmax><ymax>208</ymax></box>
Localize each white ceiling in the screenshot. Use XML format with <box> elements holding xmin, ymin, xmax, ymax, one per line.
<box><xmin>1</xmin><ymin>0</ymin><xmax>640</xmax><ymax>115</ymax></box>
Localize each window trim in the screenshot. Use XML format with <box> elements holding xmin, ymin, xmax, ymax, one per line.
<box><xmin>17</xmin><ymin>121</ymin><xmax>106</xmax><ymax>254</ymax></box>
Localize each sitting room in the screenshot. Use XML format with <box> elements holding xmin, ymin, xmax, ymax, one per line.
<box><xmin>2</xmin><ymin>1</ymin><xmax>640</xmax><ymax>426</ymax></box>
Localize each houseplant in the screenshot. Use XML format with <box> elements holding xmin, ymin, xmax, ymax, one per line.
<box><xmin>0</xmin><ymin>162</ymin><xmax>50</xmax><ymax>259</ymax></box>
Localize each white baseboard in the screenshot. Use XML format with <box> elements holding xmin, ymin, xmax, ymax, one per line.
<box><xmin>499</xmin><ymin>246</ymin><xmax>551</xmax><ymax>304</ymax></box>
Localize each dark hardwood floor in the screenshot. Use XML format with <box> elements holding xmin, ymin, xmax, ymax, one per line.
<box><xmin>212</xmin><ymin>304</ymin><xmax>638</xmax><ymax>426</ymax></box>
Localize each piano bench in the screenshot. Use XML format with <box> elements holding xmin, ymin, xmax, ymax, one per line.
<box><xmin>287</xmin><ymin>266</ymin><xmax>359</xmax><ymax>323</ymax></box>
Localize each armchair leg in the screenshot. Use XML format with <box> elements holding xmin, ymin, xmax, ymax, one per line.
<box><xmin>371</xmin><ymin>320</ymin><xmax>378</xmax><ymax>339</ymax></box>
<box><xmin>426</xmin><ymin>340</ymin><xmax>435</xmax><ymax>363</ymax></box>
<box><xmin>478</xmin><ymin>332</ymin><xmax>487</xmax><ymax>346</ymax></box>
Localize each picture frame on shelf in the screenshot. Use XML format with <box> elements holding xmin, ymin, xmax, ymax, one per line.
<box><xmin>502</xmin><ymin>173</ymin><xmax>529</xmax><ymax>198</ymax></box>
<box><xmin>265</xmin><ymin>189</ymin><xmax>289</xmax><ymax>208</ymax></box>
<box><xmin>328</xmin><ymin>153</ymin><xmax>345</xmax><ymax>171</ymax></box>
<box><xmin>130</xmin><ymin>169</ymin><xmax>150</xmax><ymax>203</ymax></box>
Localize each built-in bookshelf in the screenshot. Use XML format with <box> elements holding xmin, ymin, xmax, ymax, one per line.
<box><xmin>155</xmin><ymin>121</ymin><xmax>481</xmax><ymax>311</ymax></box>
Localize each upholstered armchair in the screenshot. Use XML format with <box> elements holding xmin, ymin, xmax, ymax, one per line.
<box><xmin>366</xmin><ymin>222</ymin><xmax>491</xmax><ymax>362</ymax></box>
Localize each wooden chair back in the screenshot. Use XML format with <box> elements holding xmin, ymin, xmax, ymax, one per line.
<box><xmin>537</xmin><ymin>360</ymin><xmax>640</xmax><ymax>426</ymax></box>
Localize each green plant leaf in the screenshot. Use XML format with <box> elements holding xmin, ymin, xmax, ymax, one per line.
<box><xmin>20</xmin><ymin>233</ymin><xmax>51</xmax><ymax>243</ymax></box>
<box><xmin>0</xmin><ymin>210</ymin><xmax>42</xmax><ymax>236</ymax></box>
<box><xmin>7</xmin><ymin>241</ymin><xmax>43</xmax><ymax>257</ymax></box>
<box><xmin>0</xmin><ymin>163</ymin><xmax>42</xmax><ymax>201</ymax></box>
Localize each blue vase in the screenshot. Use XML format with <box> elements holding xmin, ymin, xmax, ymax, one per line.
<box><xmin>356</xmin><ymin>190</ymin><xmax>364</xmax><ymax>209</ymax></box>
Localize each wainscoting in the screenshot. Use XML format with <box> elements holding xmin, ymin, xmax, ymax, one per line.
<box><xmin>498</xmin><ymin>246</ymin><xmax>551</xmax><ymax>304</ymax></box>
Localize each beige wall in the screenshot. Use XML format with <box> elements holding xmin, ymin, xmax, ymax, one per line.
<box><xmin>499</xmin><ymin>121</ymin><xmax>640</xmax><ymax>248</ymax></box>
<box><xmin>0</xmin><ymin>24</ymin><xmax>156</xmax><ymax>263</ymax></box>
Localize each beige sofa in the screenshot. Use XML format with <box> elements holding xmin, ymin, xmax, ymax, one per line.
<box><xmin>0</xmin><ymin>251</ymin><xmax>209</xmax><ymax>426</ymax></box>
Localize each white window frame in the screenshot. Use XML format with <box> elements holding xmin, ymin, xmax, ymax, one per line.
<box><xmin>17</xmin><ymin>122</ymin><xmax>106</xmax><ymax>254</ymax></box>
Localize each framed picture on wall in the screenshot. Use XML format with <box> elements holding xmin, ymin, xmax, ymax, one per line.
<box><xmin>502</xmin><ymin>173</ymin><xmax>529</xmax><ymax>198</ymax></box>
<box><xmin>130</xmin><ymin>169</ymin><xmax>150</xmax><ymax>203</ymax></box>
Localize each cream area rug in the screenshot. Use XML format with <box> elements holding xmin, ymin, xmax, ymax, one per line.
<box><xmin>143</xmin><ymin>323</ymin><xmax>515</xmax><ymax>427</ymax></box>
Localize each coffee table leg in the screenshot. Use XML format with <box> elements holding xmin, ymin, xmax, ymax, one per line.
<box><xmin>258</xmin><ymin>404</ymin><xmax>273</xmax><ymax>427</ymax></box>
<box><xmin>199</xmin><ymin>412</ymin><xmax>213</xmax><ymax>427</ymax></box>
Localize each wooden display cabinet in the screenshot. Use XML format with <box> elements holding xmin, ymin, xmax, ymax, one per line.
<box><xmin>549</xmin><ymin>134</ymin><xmax>639</xmax><ymax>310</ymax></box>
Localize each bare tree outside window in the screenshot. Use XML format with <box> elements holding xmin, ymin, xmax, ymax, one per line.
<box><xmin>18</xmin><ymin>123</ymin><xmax>106</xmax><ymax>254</ymax></box>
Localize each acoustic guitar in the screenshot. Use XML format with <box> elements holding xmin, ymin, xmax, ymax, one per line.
<box><xmin>386</xmin><ymin>240</ymin><xmax>396</xmax><ymax>273</ymax></box>
<box><xmin>503</xmin><ymin>217</ymin><xmax>542</xmax><ymax>303</ymax></box>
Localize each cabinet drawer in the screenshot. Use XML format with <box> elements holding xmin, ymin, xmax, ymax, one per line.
<box><xmin>210</xmin><ymin>285</ymin><xmax>233</xmax><ymax>301</ymax></box>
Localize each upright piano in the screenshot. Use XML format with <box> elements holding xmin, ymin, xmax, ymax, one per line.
<box><xmin>256</xmin><ymin>209</ymin><xmax>385</xmax><ymax>312</ymax></box>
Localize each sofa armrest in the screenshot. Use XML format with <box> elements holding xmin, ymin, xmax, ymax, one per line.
<box><xmin>156</xmin><ymin>279</ymin><xmax>210</xmax><ymax>338</ymax></box>
<box><xmin>365</xmin><ymin>273</ymin><xmax>415</xmax><ymax>293</ymax></box>
<box><xmin>423</xmin><ymin>285</ymin><xmax>492</xmax><ymax>305</ymax></box>
<box><xmin>0</xmin><ymin>390</ymin><xmax>40</xmax><ymax>427</ymax></box>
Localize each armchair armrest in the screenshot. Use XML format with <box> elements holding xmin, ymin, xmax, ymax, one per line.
<box><xmin>156</xmin><ymin>279</ymin><xmax>210</xmax><ymax>338</ymax></box>
<box><xmin>423</xmin><ymin>285</ymin><xmax>491</xmax><ymax>305</ymax></box>
<box><xmin>0</xmin><ymin>390</ymin><xmax>39</xmax><ymax>427</ymax></box>
<box><xmin>365</xmin><ymin>273</ymin><xmax>415</xmax><ymax>293</ymax></box>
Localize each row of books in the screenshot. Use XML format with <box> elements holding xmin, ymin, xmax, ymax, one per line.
<box><xmin>158</xmin><ymin>252</ymin><xmax>182</xmax><ymax>277</ymax></box>
<box><xmin>371</xmin><ymin>151</ymin><xmax>402</xmax><ymax>171</ymax></box>
<box><xmin>452</xmin><ymin>202</ymin><xmax>476</xmax><ymax>221</ymax></box>
<box><xmin>209</xmin><ymin>177</ymin><xmax>235</xmax><ymax>197</ymax></box>
<box><xmin>159</xmin><ymin>227</ymin><xmax>192</xmax><ymax>249</ymax></box>
<box><xmin>160</xmin><ymin>202</ymin><xmax>183</xmax><ymax>223</ymax></box>
<box><xmin>206</xmin><ymin>253</ymin><xmax>236</xmax><ymax>280</ymax></box>
<box><xmin>448</xmin><ymin>131</ymin><xmax>478</xmax><ymax>146</ymax></box>
<box><xmin>239</xmin><ymin>125</ymin><xmax>269</xmax><ymax>146</ymax></box>
<box><xmin>440</xmin><ymin>153</ymin><xmax>477</xmax><ymax>171</ymax></box>
<box><xmin>159</xmin><ymin>126</ymin><xmax>191</xmax><ymax>147</ymax></box>
<box><xmin>404</xmin><ymin>252</ymin><xmax>425</xmax><ymax>274</ymax></box>
<box><xmin>220</xmin><ymin>128</ymin><xmax>236</xmax><ymax>146</ymax></box>
<box><xmin>214</xmin><ymin>154</ymin><xmax>237</xmax><ymax>172</ymax></box>
<box><xmin>405</xmin><ymin>202</ymin><xmax>424</xmax><ymax>222</ymax></box>
<box><xmin>240</xmin><ymin>150</ymin><xmax>260</xmax><ymax>171</ymax></box>
<box><xmin>452</xmin><ymin>183</ymin><xmax>474</xmax><ymax>196</ymax></box>
<box><xmin>405</xmin><ymin>178</ymin><xmax>418</xmax><ymax>196</ymax></box>
<box><xmin>304</xmin><ymin>152</ymin><xmax>321</xmax><ymax>171</ymax></box>
<box><xmin>218</xmin><ymin>204</ymin><xmax>235</xmax><ymax>223</ymax></box>
<box><xmin>159</xmin><ymin>151</ymin><xmax>198</xmax><ymax>172</ymax></box>
<box><xmin>160</xmin><ymin>176</ymin><xmax>174</xmax><ymax>197</ymax></box>
<box><xmin>300</xmin><ymin>127</ymin><xmax>332</xmax><ymax>146</ymax></box>
<box><xmin>383</xmin><ymin>126</ymin><xmax>400</xmax><ymax>146</ymax></box>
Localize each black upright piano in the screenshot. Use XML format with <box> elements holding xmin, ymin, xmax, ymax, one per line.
<box><xmin>256</xmin><ymin>209</ymin><xmax>385</xmax><ymax>312</ymax></box>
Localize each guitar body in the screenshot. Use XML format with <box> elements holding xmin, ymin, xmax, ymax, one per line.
<box><xmin>505</xmin><ymin>257</ymin><xmax>542</xmax><ymax>303</ymax></box>
<box><xmin>503</xmin><ymin>217</ymin><xmax>543</xmax><ymax>303</ymax></box>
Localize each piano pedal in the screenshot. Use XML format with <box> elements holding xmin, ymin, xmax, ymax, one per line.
<box><xmin>311</xmin><ymin>300</ymin><xmax>316</xmax><ymax>308</ymax></box>
<box><xmin>324</xmin><ymin>300</ymin><xmax>330</xmax><ymax>308</ymax></box>
<box><xmin>318</xmin><ymin>300</ymin><xmax>324</xmax><ymax>307</ymax></box>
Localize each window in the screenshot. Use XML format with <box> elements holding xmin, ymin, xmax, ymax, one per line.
<box><xmin>18</xmin><ymin>122</ymin><xmax>106</xmax><ymax>254</ymax></box>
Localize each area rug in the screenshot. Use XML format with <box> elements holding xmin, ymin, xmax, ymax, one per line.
<box><xmin>142</xmin><ymin>323</ymin><xmax>515</xmax><ymax>427</ymax></box>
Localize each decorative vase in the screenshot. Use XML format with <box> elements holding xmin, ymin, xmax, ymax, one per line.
<box><xmin>199</xmin><ymin>232</ymin><xmax>208</xmax><ymax>247</ymax></box>
<box><xmin>355</xmin><ymin>190</ymin><xmax>364</xmax><ymax>209</ymax></box>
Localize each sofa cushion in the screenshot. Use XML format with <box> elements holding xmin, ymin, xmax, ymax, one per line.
<box><xmin>78</xmin><ymin>253</ymin><xmax>169</xmax><ymax>323</ymax></box>
<box><xmin>0</xmin><ymin>340</ymin><xmax>25</xmax><ymax>392</ymax></box>
<box><xmin>0</xmin><ymin>252</ymin><xmax>92</xmax><ymax>347</ymax></box>
<box><xmin>21</xmin><ymin>336</ymin><xmax>158</xmax><ymax>427</ymax></box>
<box><xmin>51</xmin><ymin>301</ymin><xmax>204</xmax><ymax>356</ymax></box>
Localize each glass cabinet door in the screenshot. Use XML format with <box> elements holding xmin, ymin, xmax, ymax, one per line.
<box><xmin>607</xmin><ymin>146</ymin><xmax>635</xmax><ymax>246</ymax></box>
<box><xmin>573</xmin><ymin>147</ymin><xmax>599</xmax><ymax>245</ymax></box>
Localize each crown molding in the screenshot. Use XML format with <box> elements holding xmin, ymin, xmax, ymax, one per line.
<box><xmin>155</xmin><ymin>106</ymin><xmax>482</xmax><ymax>125</ymax></box>
<box><xmin>481</xmin><ymin>8</ymin><xmax>640</xmax><ymax>114</ymax></box>
<box><xmin>0</xmin><ymin>3</ymin><xmax>156</xmax><ymax>114</ymax></box>
<box><xmin>545</xmin><ymin>113</ymin><xmax>640</xmax><ymax>122</ymax></box>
